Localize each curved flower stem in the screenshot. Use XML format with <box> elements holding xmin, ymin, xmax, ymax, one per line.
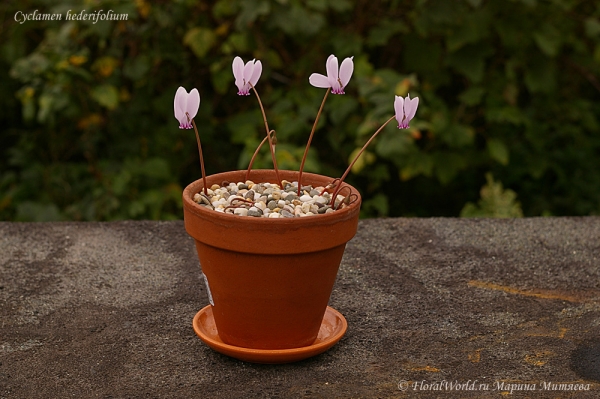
<box><xmin>319</xmin><ymin>178</ymin><xmax>339</xmax><ymax>196</ymax></box>
<box><xmin>246</xmin><ymin>130</ymin><xmax>276</xmax><ymax>182</ymax></box>
<box><xmin>330</xmin><ymin>114</ymin><xmax>396</xmax><ymax>202</ymax></box>
<box><xmin>332</xmin><ymin>186</ymin><xmax>354</xmax><ymax>210</ymax></box>
<box><xmin>190</xmin><ymin>118</ymin><xmax>208</xmax><ymax>196</ymax></box>
<box><xmin>251</xmin><ymin>85</ymin><xmax>282</xmax><ymax>188</ymax></box>
<box><xmin>298</xmin><ymin>88</ymin><xmax>331</xmax><ymax>196</ymax></box>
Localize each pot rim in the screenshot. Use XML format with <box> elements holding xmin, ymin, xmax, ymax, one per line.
<box><xmin>182</xmin><ymin>169</ymin><xmax>362</xmax><ymax>226</ymax></box>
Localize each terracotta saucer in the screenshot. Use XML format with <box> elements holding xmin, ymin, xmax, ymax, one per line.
<box><xmin>192</xmin><ymin>305</ymin><xmax>347</xmax><ymax>364</ymax></box>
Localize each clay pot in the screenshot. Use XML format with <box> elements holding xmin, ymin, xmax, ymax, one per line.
<box><xmin>183</xmin><ymin>169</ymin><xmax>361</xmax><ymax>350</ymax></box>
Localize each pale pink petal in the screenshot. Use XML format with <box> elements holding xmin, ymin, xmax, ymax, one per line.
<box><xmin>232</xmin><ymin>57</ymin><xmax>244</xmax><ymax>80</ymax></box>
<box><xmin>394</xmin><ymin>95</ymin><xmax>404</xmax><ymax>128</ymax></box>
<box><xmin>326</xmin><ymin>54</ymin><xmax>339</xmax><ymax>89</ymax></box>
<box><xmin>243</xmin><ymin>60</ymin><xmax>255</xmax><ymax>84</ymax></box>
<box><xmin>232</xmin><ymin>56</ymin><xmax>244</xmax><ymax>89</ymax></box>
<box><xmin>187</xmin><ymin>88</ymin><xmax>200</xmax><ymax>120</ymax></box>
<box><xmin>338</xmin><ymin>56</ymin><xmax>354</xmax><ymax>88</ymax></box>
<box><xmin>309</xmin><ymin>73</ymin><xmax>331</xmax><ymax>88</ymax></box>
<box><xmin>174</xmin><ymin>87</ymin><xmax>187</xmax><ymax>126</ymax></box>
<box><xmin>249</xmin><ymin>60</ymin><xmax>262</xmax><ymax>87</ymax></box>
<box><xmin>403</xmin><ymin>94</ymin><xmax>419</xmax><ymax>124</ymax></box>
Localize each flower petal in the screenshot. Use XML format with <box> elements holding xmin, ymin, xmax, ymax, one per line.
<box><xmin>243</xmin><ymin>60</ymin><xmax>255</xmax><ymax>84</ymax></box>
<box><xmin>174</xmin><ymin>86</ymin><xmax>187</xmax><ymax>125</ymax></box>
<box><xmin>249</xmin><ymin>60</ymin><xmax>262</xmax><ymax>88</ymax></box>
<box><xmin>232</xmin><ymin>56</ymin><xmax>244</xmax><ymax>81</ymax></box>
<box><xmin>338</xmin><ymin>56</ymin><xmax>354</xmax><ymax>88</ymax></box>
<box><xmin>403</xmin><ymin>94</ymin><xmax>419</xmax><ymax>124</ymax></box>
<box><xmin>309</xmin><ymin>73</ymin><xmax>331</xmax><ymax>88</ymax></box>
<box><xmin>326</xmin><ymin>54</ymin><xmax>339</xmax><ymax>89</ymax></box>
<box><xmin>186</xmin><ymin>88</ymin><xmax>200</xmax><ymax>120</ymax></box>
<box><xmin>233</xmin><ymin>57</ymin><xmax>245</xmax><ymax>92</ymax></box>
<box><xmin>394</xmin><ymin>95</ymin><xmax>405</xmax><ymax>128</ymax></box>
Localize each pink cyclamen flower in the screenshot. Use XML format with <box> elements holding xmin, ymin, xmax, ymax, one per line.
<box><xmin>394</xmin><ymin>94</ymin><xmax>419</xmax><ymax>129</ymax></box>
<box><xmin>309</xmin><ymin>54</ymin><xmax>354</xmax><ymax>94</ymax></box>
<box><xmin>232</xmin><ymin>56</ymin><xmax>262</xmax><ymax>96</ymax></box>
<box><xmin>174</xmin><ymin>87</ymin><xmax>200</xmax><ymax>129</ymax></box>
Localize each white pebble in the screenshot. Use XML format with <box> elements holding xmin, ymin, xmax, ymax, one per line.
<box><xmin>314</xmin><ymin>196</ymin><xmax>328</xmax><ymax>204</ymax></box>
<box><xmin>234</xmin><ymin>208</ymin><xmax>248</xmax><ymax>216</ymax></box>
<box><xmin>301</xmin><ymin>202</ymin><xmax>311</xmax><ymax>214</ymax></box>
<box><xmin>268</xmin><ymin>212</ymin><xmax>280</xmax><ymax>218</ymax></box>
<box><xmin>299</xmin><ymin>195</ymin><xmax>312</xmax><ymax>202</ymax></box>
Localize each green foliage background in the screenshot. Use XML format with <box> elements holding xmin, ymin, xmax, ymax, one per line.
<box><xmin>2</xmin><ymin>0</ymin><xmax>600</xmax><ymax>221</ymax></box>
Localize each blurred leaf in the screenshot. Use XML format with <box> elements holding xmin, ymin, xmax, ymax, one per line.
<box><xmin>91</xmin><ymin>84</ymin><xmax>119</xmax><ymax>109</ymax></box>
<box><xmin>327</xmin><ymin>0</ymin><xmax>352</xmax><ymax>12</ymax></box>
<box><xmin>375</xmin><ymin>129</ymin><xmax>413</xmax><ymax>159</ymax></box>
<box><xmin>461</xmin><ymin>173</ymin><xmax>523</xmax><ymax>217</ymax></box>
<box><xmin>446</xmin><ymin>9</ymin><xmax>490</xmax><ymax>52</ymax></box>
<box><xmin>400</xmin><ymin>153</ymin><xmax>434</xmax><ymax>181</ymax></box>
<box><xmin>271</xmin><ymin>4</ymin><xmax>325</xmax><ymax>36</ymax></box>
<box><xmin>533</xmin><ymin>25</ymin><xmax>561</xmax><ymax>56</ymax></box>
<box><xmin>16</xmin><ymin>202</ymin><xmax>62</xmax><ymax>222</ymax></box>
<box><xmin>236</xmin><ymin>0</ymin><xmax>270</xmax><ymax>29</ymax></box>
<box><xmin>445</xmin><ymin>43</ymin><xmax>493</xmax><ymax>82</ymax></box>
<box><xmin>213</xmin><ymin>0</ymin><xmax>238</xmax><ymax>19</ymax></box>
<box><xmin>485</xmin><ymin>106</ymin><xmax>526</xmax><ymax>125</ymax></box>
<box><xmin>92</xmin><ymin>56</ymin><xmax>119</xmax><ymax>77</ymax></box>
<box><xmin>123</xmin><ymin>55</ymin><xmax>151</xmax><ymax>80</ymax></box>
<box><xmin>348</xmin><ymin>148</ymin><xmax>375</xmax><ymax>174</ymax></box>
<box><xmin>434</xmin><ymin>153</ymin><xmax>468</xmax><ymax>185</ymax></box>
<box><xmin>487</xmin><ymin>138</ymin><xmax>509</xmax><ymax>165</ymax></box>
<box><xmin>524</xmin><ymin>58</ymin><xmax>556</xmax><ymax>93</ymax></box>
<box><xmin>403</xmin><ymin>35</ymin><xmax>442</xmax><ymax>73</ymax></box>
<box><xmin>141</xmin><ymin>158</ymin><xmax>171</xmax><ymax>179</ymax></box>
<box><xmin>329</xmin><ymin>96</ymin><xmax>358</xmax><ymax>125</ymax></box>
<box><xmin>439</xmin><ymin>124</ymin><xmax>475</xmax><ymax>148</ymax></box>
<box><xmin>184</xmin><ymin>27</ymin><xmax>217</xmax><ymax>59</ymax></box>
<box><xmin>37</xmin><ymin>93</ymin><xmax>53</xmax><ymax>123</ymax></box>
<box><xmin>584</xmin><ymin>18</ymin><xmax>600</xmax><ymax>38</ymax></box>
<box><xmin>361</xmin><ymin>193</ymin><xmax>388</xmax><ymax>217</ymax></box>
<box><xmin>465</xmin><ymin>0</ymin><xmax>482</xmax><ymax>7</ymax></box>
<box><xmin>458</xmin><ymin>86</ymin><xmax>485</xmax><ymax>106</ymax></box>
<box><xmin>367</xmin><ymin>19</ymin><xmax>408</xmax><ymax>47</ymax></box>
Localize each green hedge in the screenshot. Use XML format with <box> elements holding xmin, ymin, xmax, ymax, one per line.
<box><xmin>2</xmin><ymin>0</ymin><xmax>599</xmax><ymax>221</ymax></box>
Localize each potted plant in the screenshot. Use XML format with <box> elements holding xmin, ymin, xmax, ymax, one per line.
<box><xmin>178</xmin><ymin>55</ymin><xmax>418</xmax><ymax>363</ymax></box>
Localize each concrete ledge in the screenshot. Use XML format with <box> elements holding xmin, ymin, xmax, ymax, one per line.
<box><xmin>1</xmin><ymin>218</ymin><xmax>599</xmax><ymax>398</ymax></box>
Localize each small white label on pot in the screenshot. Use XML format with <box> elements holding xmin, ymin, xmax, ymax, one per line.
<box><xmin>201</xmin><ymin>272</ymin><xmax>214</xmax><ymax>306</ymax></box>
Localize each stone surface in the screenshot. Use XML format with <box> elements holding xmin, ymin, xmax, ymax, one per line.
<box><xmin>1</xmin><ymin>218</ymin><xmax>600</xmax><ymax>398</ymax></box>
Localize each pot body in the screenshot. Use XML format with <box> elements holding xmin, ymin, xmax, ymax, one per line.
<box><xmin>183</xmin><ymin>170</ymin><xmax>361</xmax><ymax>349</ymax></box>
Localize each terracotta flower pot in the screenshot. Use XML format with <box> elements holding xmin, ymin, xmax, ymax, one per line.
<box><xmin>183</xmin><ymin>169</ymin><xmax>361</xmax><ymax>351</ymax></box>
